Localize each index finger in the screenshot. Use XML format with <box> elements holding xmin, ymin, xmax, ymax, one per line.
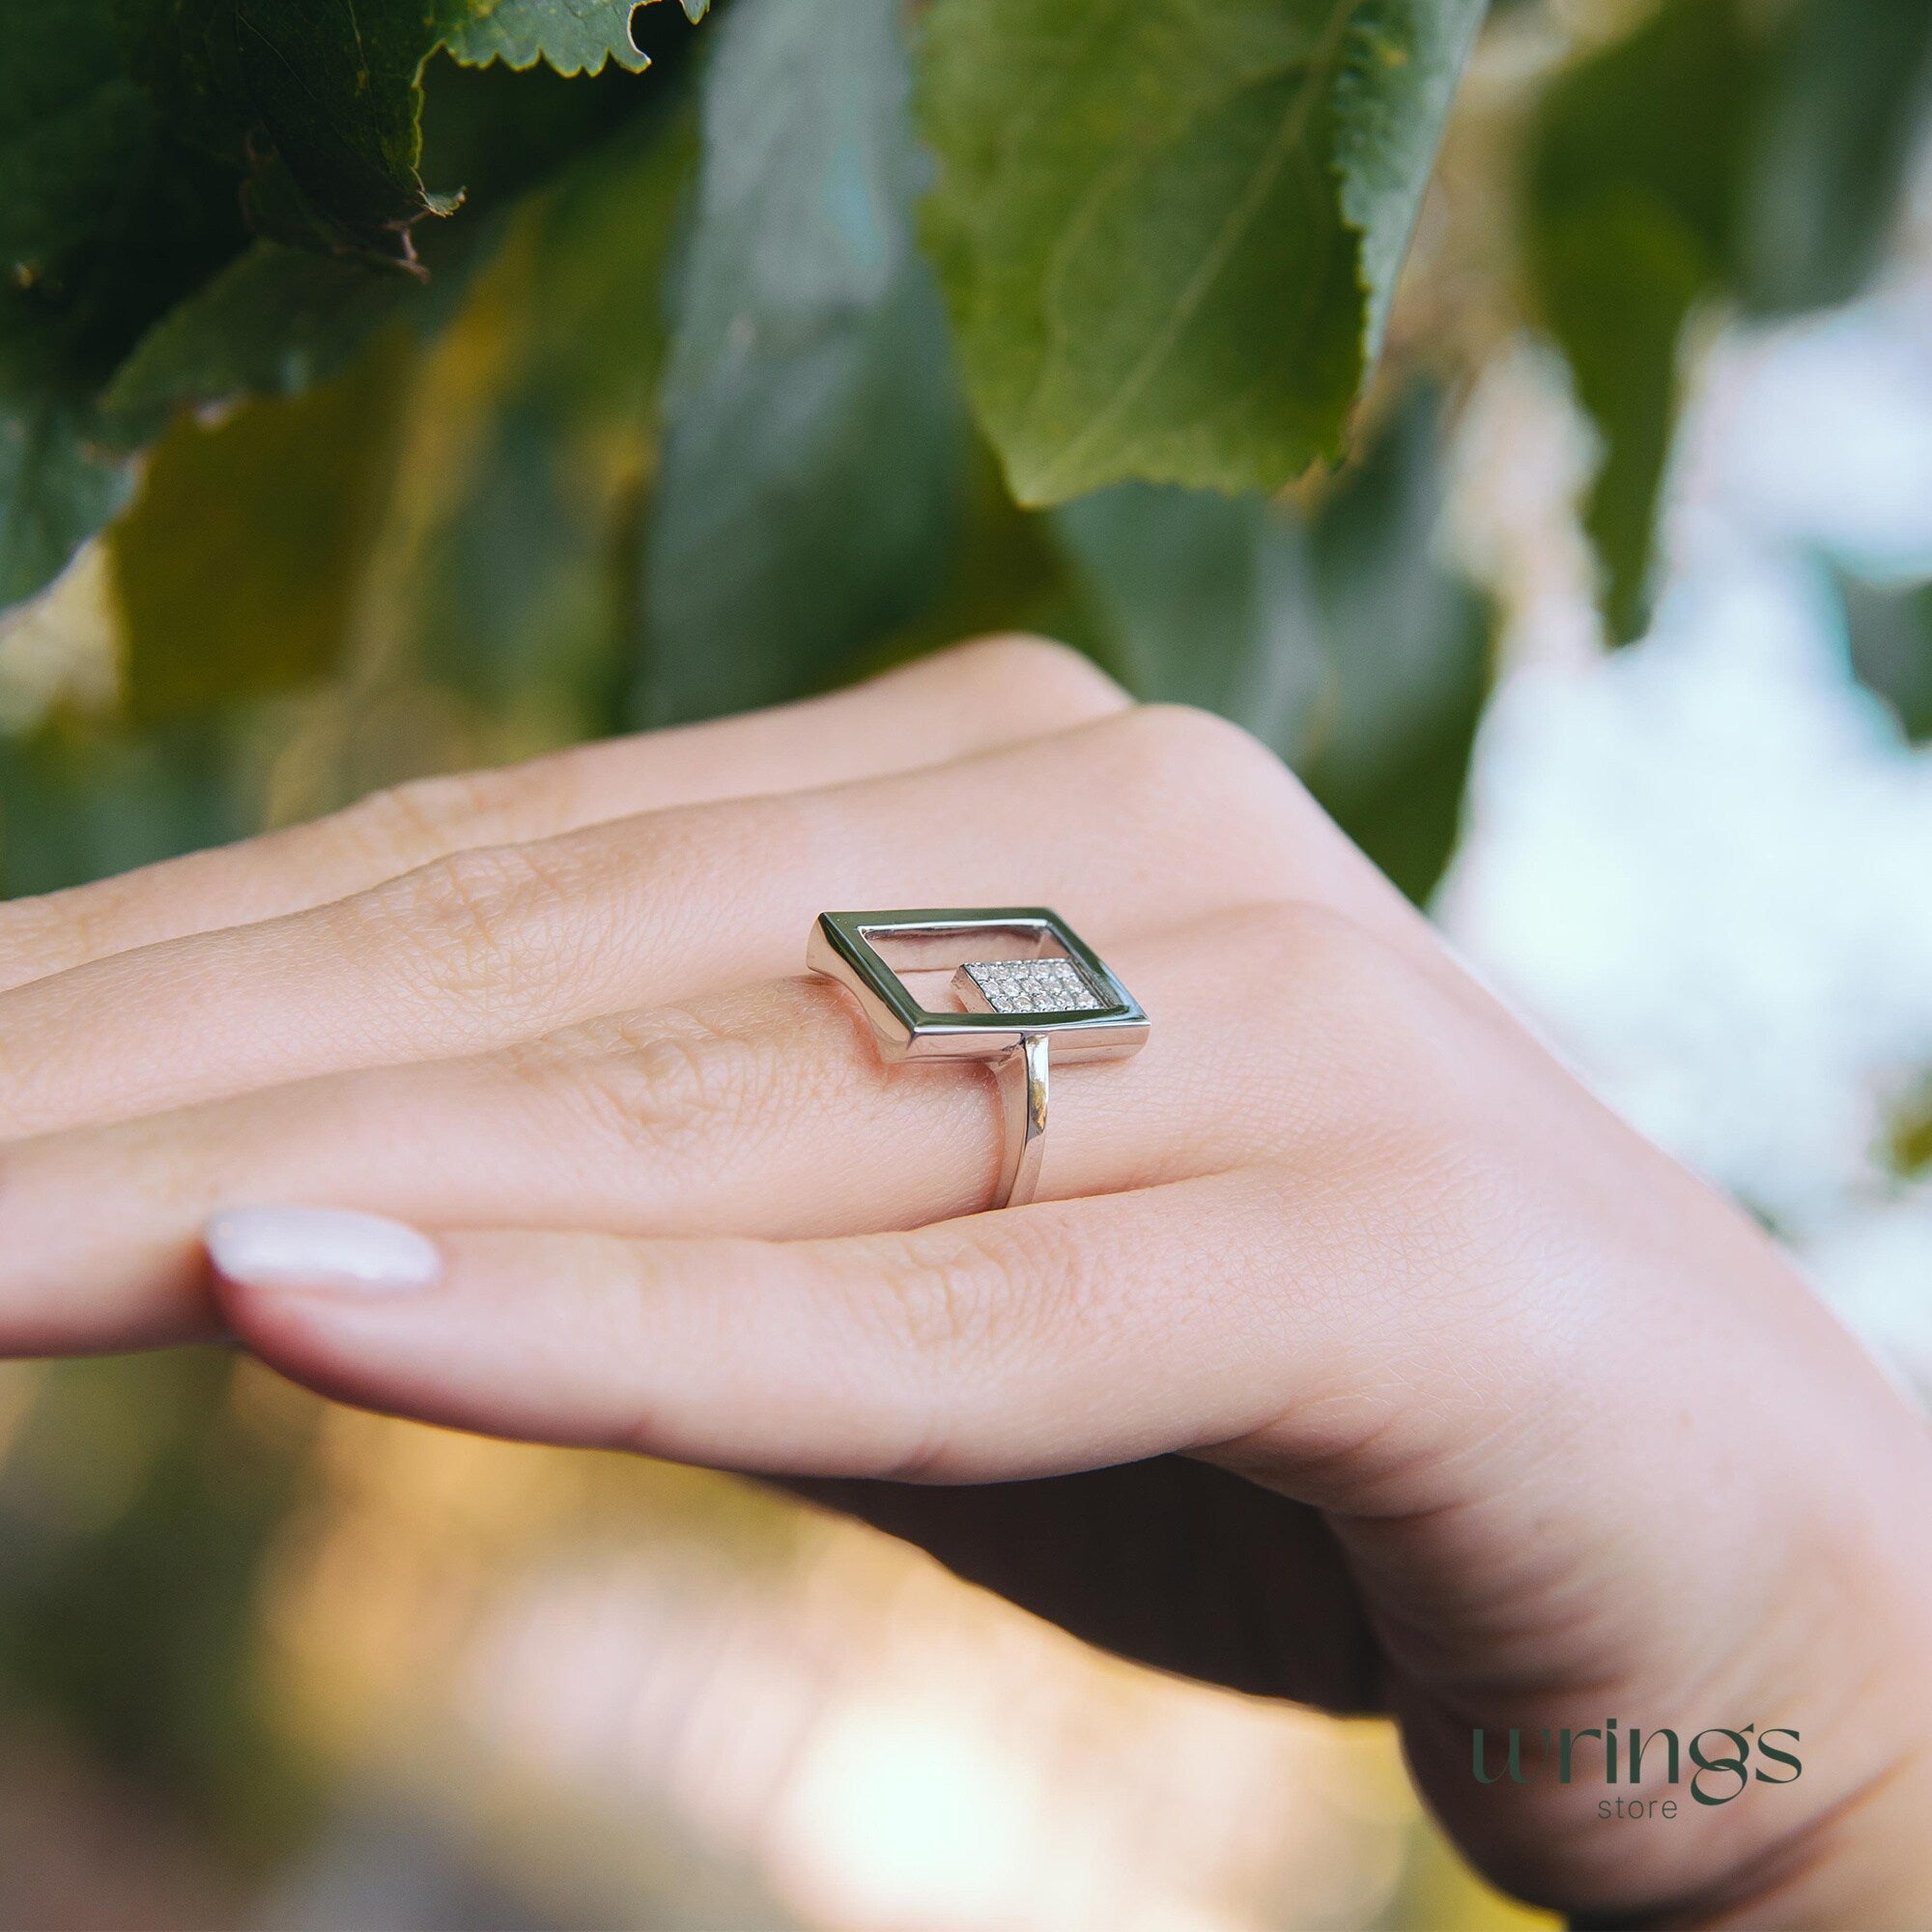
<box><xmin>0</xmin><ymin>637</ymin><xmax>1126</xmax><ymax>994</ymax></box>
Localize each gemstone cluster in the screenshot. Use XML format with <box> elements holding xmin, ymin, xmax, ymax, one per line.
<box><xmin>958</xmin><ymin>956</ymin><xmax>1102</xmax><ymax>1015</ymax></box>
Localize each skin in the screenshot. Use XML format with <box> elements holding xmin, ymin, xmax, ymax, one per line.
<box><xmin>0</xmin><ymin>635</ymin><xmax>1928</xmax><ymax>1923</ymax></box>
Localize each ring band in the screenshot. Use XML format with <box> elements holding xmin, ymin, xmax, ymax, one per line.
<box><xmin>807</xmin><ymin>909</ymin><xmax>1151</xmax><ymax>1210</ymax></box>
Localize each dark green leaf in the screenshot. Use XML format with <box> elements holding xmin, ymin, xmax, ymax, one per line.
<box><xmin>637</xmin><ymin>0</ymin><xmax>963</xmax><ymax>725</ymax></box>
<box><xmin>115</xmin><ymin>0</ymin><xmax>712</xmax><ymax>266</ymax></box>
<box><xmin>102</xmin><ymin>38</ymin><xmax>694</xmax><ymax>435</ymax></box>
<box><xmin>0</xmin><ymin>354</ymin><xmax>134</xmax><ymax>610</ymax></box>
<box><xmin>124</xmin><ymin>0</ymin><xmax>472</xmax><ymax>265</ymax></box>
<box><xmin>1741</xmin><ymin>0</ymin><xmax>1932</xmax><ymax>317</ymax></box>
<box><xmin>1</xmin><ymin>0</ymin><xmax>248</xmax><ymax>603</ymax></box>
<box><xmin>0</xmin><ymin>2</ymin><xmax>153</xmax><ymax>296</ymax></box>
<box><xmin>915</xmin><ymin>0</ymin><xmax>1483</xmax><ymax>506</ymax></box>
<box><xmin>101</xmin><ymin>242</ymin><xmax>428</xmax><ymax>429</ymax></box>
<box><xmin>0</xmin><ymin>0</ymin><xmax>708</xmax><ymax>610</ymax></box>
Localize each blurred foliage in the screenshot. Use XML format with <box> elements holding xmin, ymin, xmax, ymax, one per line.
<box><xmin>0</xmin><ymin>0</ymin><xmax>1929</xmax><ymax>1920</ymax></box>
<box><xmin>638</xmin><ymin>0</ymin><xmax>962</xmax><ymax>725</ymax></box>
<box><xmin>0</xmin><ymin>1352</ymin><xmax>319</xmax><ymax>1861</ymax></box>
<box><xmin>0</xmin><ymin>712</ymin><xmax>253</xmax><ymax>897</ymax></box>
<box><xmin>112</xmin><ymin>334</ymin><xmax>416</xmax><ymax>724</ymax></box>
<box><xmin>1056</xmin><ymin>386</ymin><xmax>1492</xmax><ymax>901</ymax></box>
<box><xmin>1525</xmin><ymin>0</ymin><xmax>1932</xmax><ymax>640</ymax></box>
<box><xmin>1838</xmin><ymin>565</ymin><xmax>1932</xmax><ymax>746</ymax></box>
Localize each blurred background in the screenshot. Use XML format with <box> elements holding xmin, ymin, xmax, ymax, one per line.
<box><xmin>3</xmin><ymin>0</ymin><xmax>1931</xmax><ymax>1924</ymax></box>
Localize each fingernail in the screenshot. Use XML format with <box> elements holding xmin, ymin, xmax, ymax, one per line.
<box><xmin>205</xmin><ymin>1207</ymin><xmax>441</xmax><ymax>1292</ymax></box>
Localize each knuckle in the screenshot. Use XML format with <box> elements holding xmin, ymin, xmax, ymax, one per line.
<box><xmin>363</xmin><ymin>842</ymin><xmax>564</xmax><ymax>1013</ymax></box>
<box><xmin>0</xmin><ymin>895</ymin><xmax>78</xmax><ymax>985</ymax></box>
<box><xmin>1230</xmin><ymin>896</ymin><xmax>1395</xmax><ymax>989</ymax></box>
<box><xmin>564</xmin><ymin>1010</ymin><xmax>785</xmax><ymax>1169</ymax></box>
<box><xmin>1103</xmin><ymin>705</ymin><xmax>1338</xmax><ymax>895</ymax></box>
<box><xmin>1120</xmin><ymin>702</ymin><xmax>1297</xmax><ymax>811</ymax></box>
<box><xmin>332</xmin><ymin>771</ymin><xmax>500</xmax><ymax>875</ymax></box>
<box><xmin>875</xmin><ymin>1216</ymin><xmax>1087</xmax><ymax>1365</ymax></box>
<box><xmin>857</xmin><ymin>1217</ymin><xmax>1109</xmax><ymax>1479</ymax></box>
<box><xmin>873</xmin><ymin>1227</ymin><xmax>1017</xmax><ymax>1363</ymax></box>
<box><xmin>1231</xmin><ymin>899</ymin><xmax>1472</xmax><ymax>1147</ymax></box>
<box><xmin>944</xmin><ymin>633</ymin><xmax>1131</xmax><ymax>725</ymax></box>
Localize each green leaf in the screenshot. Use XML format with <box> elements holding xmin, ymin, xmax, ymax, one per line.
<box><xmin>108</xmin><ymin>335</ymin><xmax>412</xmax><ymax>724</ymax></box>
<box><xmin>114</xmin><ymin>0</ymin><xmax>713</xmax><ymax>270</ymax></box>
<box><xmin>101</xmin><ymin>37</ymin><xmax>695</xmax><ymax>434</ymax></box>
<box><xmin>0</xmin><ymin>2</ymin><xmax>154</xmax><ymax>296</ymax></box>
<box><xmin>1535</xmin><ymin>192</ymin><xmax>1713</xmax><ymax>646</ymax></box>
<box><xmin>1055</xmin><ymin>385</ymin><xmax>1490</xmax><ymax>901</ymax></box>
<box><xmin>124</xmin><ymin>0</ymin><xmax>474</xmax><ymax>265</ymax></box>
<box><xmin>1740</xmin><ymin>0</ymin><xmax>1932</xmax><ymax>317</ymax></box>
<box><xmin>0</xmin><ymin>0</ymin><xmax>249</xmax><ymax>603</ymax></box>
<box><xmin>0</xmin><ymin>0</ymin><xmax>704</xmax><ymax>611</ymax></box>
<box><xmin>1526</xmin><ymin>0</ymin><xmax>1753</xmax><ymax>643</ymax></box>
<box><xmin>637</xmin><ymin>0</ymin><xmax>963</xmax><ymax>725</ymax></box>
<box><xmin>443</xmin><ymin>0</ymin><xmax>710</xmax><ymax>76</ymax></box>
<box><xmin>1335</xmin><ymin>0</ymin><xmax>1491</xmax><ymax>362</ymax></box>
<box><xmin>101</xmin><ymin>242</ymin><xmax>429</xmax><ymax>429</ymax></box>
<box><xmin>914</xmin><ymin>0</ymin><xmax>1483</xmax><ymax>507</ymax></box>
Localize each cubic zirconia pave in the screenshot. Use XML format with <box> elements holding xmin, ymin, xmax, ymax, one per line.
<box><xmin>959</xmin><ymin>956</ymin><xmax>1100</xmax><ymax>1015</ymax></box>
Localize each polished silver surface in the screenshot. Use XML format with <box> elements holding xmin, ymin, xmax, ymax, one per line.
<box><xmin>807</xmin><ymin>908</ymin><xmax>1149</xmax><ymax>1210</ymax></box>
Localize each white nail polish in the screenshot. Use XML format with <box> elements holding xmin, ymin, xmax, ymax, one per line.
<box><xmin>205</xmin><ymin>1207</ymin><xmax>441</xmax><ymax>1291</ymax></box>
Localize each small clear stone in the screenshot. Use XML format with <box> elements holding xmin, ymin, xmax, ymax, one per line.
<box><xmin>962</xmin><ymin>957</ymin><xmax>1100</xmax><ymax>1014</ymax></box>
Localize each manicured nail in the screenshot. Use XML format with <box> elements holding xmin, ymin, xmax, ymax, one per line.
<box><xmin>205</xmin><ymin>1207</ymin><xmax>441</xmax><ymax>1292</ymax></box>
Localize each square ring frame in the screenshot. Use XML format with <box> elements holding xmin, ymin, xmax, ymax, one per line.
<box><xmin>807</xmin><ymin>909</ymin><xmax>1150</xmax><ymax>1064</ymax></box>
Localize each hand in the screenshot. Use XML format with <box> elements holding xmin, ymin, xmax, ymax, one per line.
<box><xmin>3</xmin><ymin>637</ymin><xmax>1929</xmax><ymax>1924</ymax></box>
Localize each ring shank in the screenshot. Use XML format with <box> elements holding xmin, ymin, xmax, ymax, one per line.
<box><xmin>993</xmin><ymin>1033</ymin><xmax>1050</xmax><ymax>1210</ymax></box>
<box><xmin>806</xmin><ymin>908</ymin><xmax>1146</xmax><ymax>1218</ymax></box>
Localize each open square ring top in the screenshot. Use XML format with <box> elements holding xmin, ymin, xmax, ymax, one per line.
<box><xmin>807</xmin><ymin>909</ymin><xmax>1150</xmax><ymax>1211</ymax></box>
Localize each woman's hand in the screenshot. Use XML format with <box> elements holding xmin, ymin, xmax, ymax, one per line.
<box><xmin>3</xmin><ymin>637</ymin><xmax>1929</xmax><ymax>1925</ymax></box>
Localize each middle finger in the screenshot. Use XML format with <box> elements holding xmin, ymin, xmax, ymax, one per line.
<box><xmin>0</xmin><ymin>707</ymin><xmax>1406</xmax><ymax>1138</ymax></box>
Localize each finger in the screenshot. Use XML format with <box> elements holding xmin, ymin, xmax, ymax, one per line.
<box><xmin>0</xmin><ymin>636</ymin><xmax>1127</xmax><ymax>994</ymax></box>
<box><xmin>211</xmin><ymin>1173</ymin><xmax>1327</xmax><ymax>1479</ymax></box>
<box><xmin>0</xmin><ymin>706</ymin><xmax>1411</xmax><ymax>1137</ymax></box>
<box><xmin>0</xmin><ymin>907</ymin><xmax>1350</xmax><ymax>1349</ymax></box>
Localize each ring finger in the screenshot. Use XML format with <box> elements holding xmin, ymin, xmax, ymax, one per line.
<box><xmin>0</xmin><ymin>902</ymin><xmax>1396</xmax><ymax>1350</ymax></box>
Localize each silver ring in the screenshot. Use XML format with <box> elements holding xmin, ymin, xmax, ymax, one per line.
<box><xmin>807</xmin><ymin>908</ymin><xmax>1151</xmax><ymax>1211</ymax></box>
